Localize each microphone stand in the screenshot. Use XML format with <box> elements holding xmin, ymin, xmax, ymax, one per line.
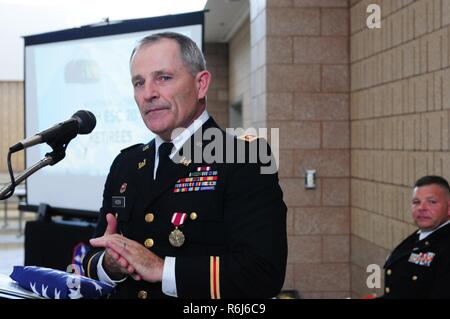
<box><xmin>0</xmin><ymin>146</ymin><xmax>67</xmax><ymax>200</ymax></box>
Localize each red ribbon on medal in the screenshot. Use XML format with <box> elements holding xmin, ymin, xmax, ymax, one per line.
<box><xmin>171</xmin><ymin>212</ymin><xmax>187</xmax><ymax>227</ymax></box>
<box><xmin>169</xmin><ymin>212</ymin><xmax>187</xmax><ymax>247</ymax></box>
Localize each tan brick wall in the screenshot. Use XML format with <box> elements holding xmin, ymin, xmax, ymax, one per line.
<box><xmin>229</xmin><ymin>18</ymin><xmax>251</xmax><ymax>129</ymax></box>
<box><xmin>205</xmin><ymin>43</ymin><xmax>229</xmax><ymax>128</ymax></box>
<box><xmin>350</xmin><ymin>0</ymin><xmax>450</xmax><ymax>297</ymax></box>
<box><xmin>251</xmin><ymin>0</ymin><xmax>351</xmax><ymax>298</ymax></box>
<box><xmin>0</xmin><ymin>81</ymin><xmax>24</xmax><ymax>173</ymax></box>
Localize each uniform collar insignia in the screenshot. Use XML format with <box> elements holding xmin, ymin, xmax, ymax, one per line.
<box><xmin>138</xmin><ymin>159</ymin><xmax>146</xmax><ymax>169</ymax></box>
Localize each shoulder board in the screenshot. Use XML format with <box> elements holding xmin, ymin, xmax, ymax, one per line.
<box><xmin>120</xmin><ymin>143</ymin><xmax>144</xmax><ymax>153</ymax></box>
<box><xmin>238</xmin><ymin>134</ymin><xmax>258</xmax><ymax>142</ymax></box>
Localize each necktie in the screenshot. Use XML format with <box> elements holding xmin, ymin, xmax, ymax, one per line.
<box><xmin>156</xmin><ymin>142</ymin><xmax>174</xmax><ymax>180</ymax></box>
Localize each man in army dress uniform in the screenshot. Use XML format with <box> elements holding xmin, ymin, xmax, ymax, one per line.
<box><xmin>383</xmin><ymin>175</ymin><xmax>450</xmax><ymax>298</ymax></box>
<box><xmin>82</xmin><ymin>32</ymin><xmax>287</xmax><ymax>299</ymax></box>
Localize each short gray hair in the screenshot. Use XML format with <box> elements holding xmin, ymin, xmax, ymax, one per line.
<box><xmin>130</xmin><ymin>32</ymin><xmax>206</xmax><ymax>76</ymax></box>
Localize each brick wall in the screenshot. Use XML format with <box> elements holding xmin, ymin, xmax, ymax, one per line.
<box><xmin>229</xmin><ymin>18</ymin><xmax>251</xmax><ymax>129</ymax></box>
<box><xmin>205</xmin><ymin>43</ymin><xmax>230</xmax><ymax>128</ymax></box>
<box><xmin>350</xmin><ymin>0</ymin><xmax>450</xmax><ymax>297</ymax></box>
<box><xmin>250</xmin><ymin>0</ymin><xmax>351</xmax><ymax>298</ymax></box>
<box><xmin>0</xmin><ymin>81</ymin><xmax>24</xmax><ymax>173</ymax></box>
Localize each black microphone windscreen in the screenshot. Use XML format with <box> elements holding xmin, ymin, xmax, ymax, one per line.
<box><xmin>72</xmin><ymin>110</ymin><xmax>96</xmax><ymax>134</ymax></box>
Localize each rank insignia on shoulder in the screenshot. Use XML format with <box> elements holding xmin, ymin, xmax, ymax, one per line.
<box><xmin>179</xmin><ymin>157</ymin><xmax>192</xmax><ymax>166</ymax></box>
<box><xmin>138</xmin><ymin>159</ymin><xmax>146</xmax><ymax>170</ymax></box>
<box><xmin>238</xmin><ymin>134</ymin><xmax>258</xmax><ymax>142</ymax></box>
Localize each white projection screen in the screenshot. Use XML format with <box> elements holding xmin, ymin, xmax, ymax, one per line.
<box><xmin>23</xmin><ymin>11</ymin><xmax>204</xmax><ymax>216</ymax></box>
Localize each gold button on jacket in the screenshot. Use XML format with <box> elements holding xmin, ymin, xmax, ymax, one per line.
<box><xmin>145</xmin><ymin>213</ymin><xmax>155</xmax><ymax>223</ymax></box>
<box><xmin>137</xmin><ymin>290</ymin><xmax>148</xmax><ymax>299</ymax></box>
<box><xmin>144</xmin><ymin>238</ymin><xmax>154</xmax><ymax>248</ymax></box>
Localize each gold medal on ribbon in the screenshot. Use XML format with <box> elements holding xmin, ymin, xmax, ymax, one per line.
<box><xmin>169</xmin><ymin>228</ymin><xmax>185</xmax><ymax>247</ymax></box>
<box><xmin>169</xmin><ymin>212</ymin><xmax>187</xmax><ymax>247</ymax></box>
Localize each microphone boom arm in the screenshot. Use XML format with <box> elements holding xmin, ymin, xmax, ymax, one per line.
<box><xmin>0</xmin><ymin>147</ymin><xmax>67</xmax><ymax>200</ymax></box>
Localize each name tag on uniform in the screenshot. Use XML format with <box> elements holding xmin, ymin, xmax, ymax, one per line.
<box><xmin>408</xmin><ymin>252</ymin><xmax>435</xmax><ymax>267</ymax></box>
<box><xmin>112</xmin><ymin>196</ymin><xmax>126</xmax><ymax>208</ymax></box>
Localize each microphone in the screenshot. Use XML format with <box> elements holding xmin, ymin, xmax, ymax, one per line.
<box><xmin>10</xmin><ymin>110</ymin><xmax>96</xmax><ymax>152</ymax></box>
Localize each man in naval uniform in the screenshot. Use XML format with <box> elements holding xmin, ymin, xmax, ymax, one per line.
<box><xmin>382</xmin><ymin>175</ymin><xmax>450</xmax><ymax>298</ymax></box>
<box><xmin>82</xmin><ymin>32</ymin><xmax>287</xmax><ymax>299</ymax></box>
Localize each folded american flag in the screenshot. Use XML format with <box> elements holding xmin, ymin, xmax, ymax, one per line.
<box><xmin>10</xmin><ymin>266</ymin><xmax>114</xmax><ymax>299</ymax></box>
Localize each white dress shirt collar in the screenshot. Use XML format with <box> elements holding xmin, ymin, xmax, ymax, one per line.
<box><xmin>418</xmin><ymin>219</ymin><xmax>450</xmax><ymax>241</ymax></box>
<box><xmin>152</xmin><ymin>110</ymin><xmax>210</xmax><ymax>179</ymax></box>
<box><xmin>154</xmin><ymin>110</ymin><xmax>210</xmax><ymax>158</ymax></box>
